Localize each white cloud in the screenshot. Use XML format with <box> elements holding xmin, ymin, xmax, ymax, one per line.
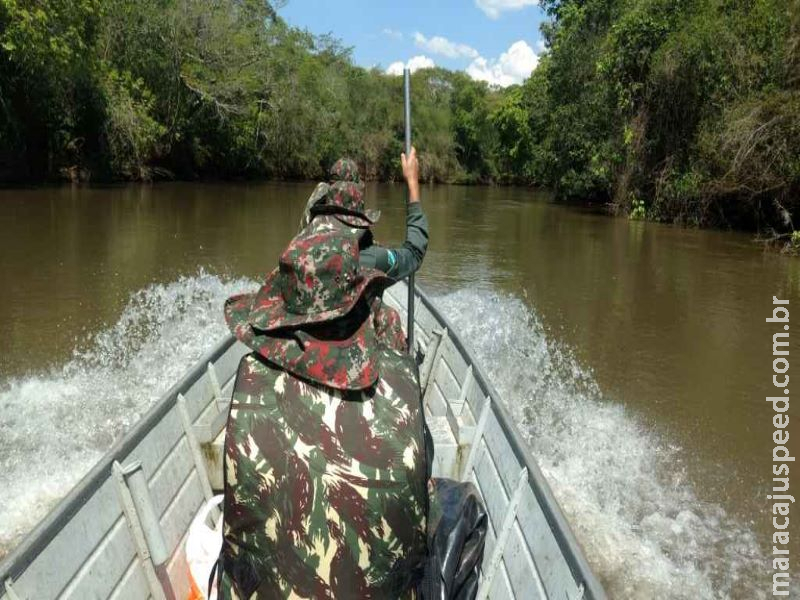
<box><xmin>408</xmin><ymin>55</ymin><xmax>436</xmax><ymax>72</ymax></box>
<box><xmin>466</xmin><ymin>40</ymin><xmax>538</xmax><ymax>87</ymax></box>
<box><xmin>385</xmin><ymin>55</ymin><xmax>436</xmax><ymax>76</ymax></box>
<box><xmin>386</xmin><ymin>62</ymin><xmax>405</xmax><ymax>76</ymax></box>
<box><xmin>475</xmin><ymin>0</ymin><xmax>538</xmax><ymax>19</ymax></box>
<box><xmin>413</xmin><ymin>32</ymin><xmax>479</xmax><ymax>59</ymax></box>
<box><xmin>382</xmin><ymin>28</ymin><xmax>403</xmax><ymax>40</ymax></box>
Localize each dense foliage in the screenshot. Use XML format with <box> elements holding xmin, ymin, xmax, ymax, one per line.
<box><xmin>529</xmin><ymin>0</ymin><xmax>800</xmax><ymax>229</ymax></box>
<box><xmin>1</xmin><ymin>0</ymin><xmax>798</xmax><ymax>232</ymax></box>
<box><xmin>0</xmin><ymin>0</ymin><xmax>502</xmax><ymax>183</ymax></box>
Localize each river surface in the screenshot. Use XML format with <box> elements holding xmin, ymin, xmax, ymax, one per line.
<box><xmin>0</xmin><ymin>182</ymin><xmax>798</xmax><ymax>598</ymax></box>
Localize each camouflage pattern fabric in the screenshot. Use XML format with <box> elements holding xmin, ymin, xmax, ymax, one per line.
<box><xmin>219</xmin><ymin>174</ymin><xmax>425</xmax><ymax>597</ymax></box>
<box><xmin>225</xmin><ymin>293</ymin><xmax>383</xmax><ymax>390</ymax></box>
<box><xmin>300</xmin><ymin>206</ymin><xmax>369</xmax><ymax>244</ymax></box>
<box><xmin>224</xmin><ymin>291</ymin><xmax>406</xmax><ymax>389</ymax></box>
<box><xmin>248</xmin><ymin>229</ymin><xmax>390</xmax><ymax>333</ymax></box>
<box><xmin>329</xmin><ymin>158</ymin><xmax>361</xmax><ymax>183</ymax></box>
<box><xmin>298</xmin><ymin>158</ymin><xmax>380</xmax><ymax>229</ymax></box>
<box><xmin>316</xmin><ymin>180</ymin><xmax>380</xmax><ymax>228</ymax></box>
<box><xmin>371</xmin><ymin>297</ymin><xmax>406</xmax><ymax>353</ymax></box>
<box><xmin>324</xmin><ymin>181</ymin><xmax>365</xmax><ymax>214</ymax></box>
<box><xmin>218</xmin><ymin>348</ymin><xmax>428</xmax><ymax>599</ymax></box>
<box><xmin>298</xmin><ymin>182</ymin><xmax>331</xmax><ymax>232</ymax></box>
<box><xmin>302</xmin><ymin>213</ymin><xmax>360</xmax><ymax>237</ymax></box>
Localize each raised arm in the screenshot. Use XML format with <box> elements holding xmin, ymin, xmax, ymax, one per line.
<box><xmin>361</xmin><ymin>147</ymin><xmax>429</xmax><ymax>279</ymax></box>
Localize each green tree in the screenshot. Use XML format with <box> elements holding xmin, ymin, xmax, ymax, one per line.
<box><xmin>0</xmin><ymin>0</ymin><xmax>104</xmax><ymax>178</ymax></box>
<box><xmin>491</xmin><ymin>87</ymin><xmax>534</xmax><ymax>182</ymax></box>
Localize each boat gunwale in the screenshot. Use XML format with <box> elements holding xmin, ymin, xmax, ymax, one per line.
<box><xmin>0</xmin><ymin>334</ymin><xmax>237</xmax><ymax>588</ymax></box>
<box><xmin>414</xmin><ymin>285</ymin><xmax>606</xmax><ymax>600</ymax></box>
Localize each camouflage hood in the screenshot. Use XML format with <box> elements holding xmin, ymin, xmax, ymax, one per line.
<box><xmin>316</xmin><ymin>180</ymin><xmax>380</xmax><ymax>228</ymax></box>
<box><xmin>300</xmin><ymin>158</ymin><xmax>380</xmax><ymax>230</ymax></box>
<box><xmin>329</xmin><ymin>157</ymin><xmax>361</xmax><ymax>183</ymax></box>
<box><xmin>223</xmin><ymin>228</ymin><xmax>391</xmax><ymax>390</ymax></box>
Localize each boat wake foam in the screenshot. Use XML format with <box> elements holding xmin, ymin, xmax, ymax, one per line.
<box><xmin>0</xmin><ymin>271</ymin><xmax>256</xmax><ymax>559</ymax></box>
<box><xmin>435</xmin><ymin>289</ymin><xmax>766</xmax><ymax>600</ymax></box>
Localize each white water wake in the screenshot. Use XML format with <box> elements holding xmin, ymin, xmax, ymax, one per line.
<box><xmin>436</xmin><ymin>289</ymin><xmax>766</xmax><ymax>599</ymax></box>
<box><xmin>0</xmin><ymin>271</ymin><xmax>255</xmax><ymax>557</ymax></box>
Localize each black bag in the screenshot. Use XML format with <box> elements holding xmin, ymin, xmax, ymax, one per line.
<box><xmin>420</xmin><ymin>478</ymin><xmax>488</xmax><ymax>600</ymax></box>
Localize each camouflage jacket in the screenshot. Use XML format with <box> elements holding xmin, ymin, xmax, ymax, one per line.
<box><xmin>218</xmin><ymin>346</ymin><xmax>429</xmax><ymax>599</ymax></box>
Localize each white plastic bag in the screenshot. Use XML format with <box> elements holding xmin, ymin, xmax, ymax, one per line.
<box><xmin>186</xmin><ymin>494</ymin><xmax>224</xmax><ymax>600</ymax></box>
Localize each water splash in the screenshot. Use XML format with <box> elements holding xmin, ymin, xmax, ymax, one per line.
<box><xmin>435</xmin><ymin>289</ymin><xmax>765</xmax><ymax>599</ymax></box>
<box><xmin>0</xmin><ymin>271</ymin><xmax>256</xmax><ymax>557</ymax></box>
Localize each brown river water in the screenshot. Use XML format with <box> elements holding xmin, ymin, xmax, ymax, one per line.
<box><xmin>0</xmin><ymin>182</ymin><xmax>798</xmax><ymax>598</ymax></box>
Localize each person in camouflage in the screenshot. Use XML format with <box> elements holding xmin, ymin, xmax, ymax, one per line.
<box><xmin>296</xmin><ymin>150</ymin><xmax>423</xmax><ymax>353</ymax></box>
<box><xmin>218</xmin><ymin>227</ymin><xmax>429</xmax><ymax>598</ymax></box>
<box><xmin>299</xmin><ymin>149</ymin><xmax>428</xmax><ymax>282</ymax></box>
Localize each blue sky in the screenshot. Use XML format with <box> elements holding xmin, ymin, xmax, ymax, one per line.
<box><xmin>278</xmin><ymin>0</ymin><xmax>548</xmax><ymax>87</ymax></box>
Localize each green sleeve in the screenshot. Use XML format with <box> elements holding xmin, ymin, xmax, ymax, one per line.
<box><xmin>359</xmin><ymin>202</ymin><xmax>429</xmax><ymax>280</ymax></box>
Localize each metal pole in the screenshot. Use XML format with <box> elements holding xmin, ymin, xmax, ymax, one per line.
<box><xmin>403</xmin><ymin>68</ymin><xmax>416</xmax><ymax>356</ymax></box>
